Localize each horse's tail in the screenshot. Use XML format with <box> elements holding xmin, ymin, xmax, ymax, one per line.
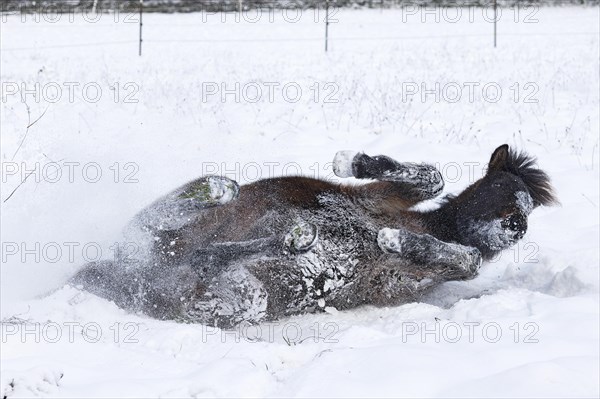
<box><xmin>69</xmin><ymin>260</ymin><xmax>141</xmax><ymax>311</ymax></box>
<box><xmin>70</xmin><ymin>259</ymin><xmax>193</xmax><ymax>321</ymax></box>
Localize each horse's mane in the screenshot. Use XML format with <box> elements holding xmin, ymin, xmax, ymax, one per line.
<box><xmin>502</xmin><ymin>148</ymin><xmax>558</xmax><ymax>206</ymax></box>
<box><xmin>434</xmin><ymin>148</ymin><xmax>558</xmax><ymax>208</ymax></box>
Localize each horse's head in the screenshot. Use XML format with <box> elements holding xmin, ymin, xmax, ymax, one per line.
<box><xmin>453</xmin><ymin>144</ymin><xmax>558</xmax><ymax>258</ymax></box>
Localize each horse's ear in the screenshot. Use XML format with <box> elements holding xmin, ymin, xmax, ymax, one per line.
<box><xmin>488</xmin><ymin>144</ymin><xmax>510</xmax><ymax>173</ymax></box>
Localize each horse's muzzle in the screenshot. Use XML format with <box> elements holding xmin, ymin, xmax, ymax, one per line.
<box><xmin>501</xmin><ymin>212</ymin><xmax>528</xmax><ymax>240</ymax></box>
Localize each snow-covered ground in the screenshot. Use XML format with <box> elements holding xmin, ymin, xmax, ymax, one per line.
<box><xmin>1</xmin><ymin>5</ymin><xmax>599</xmax><ymax>398</ymax></box>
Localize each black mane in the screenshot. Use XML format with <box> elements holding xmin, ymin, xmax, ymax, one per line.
<box><xmin>502</xmin><ymin>149</ymin><xmax>559</xmax><ymax>206</ymax></box>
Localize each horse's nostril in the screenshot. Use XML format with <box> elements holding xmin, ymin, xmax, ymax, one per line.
<box><xmin>502</xmin><ymin>213</ymin><xmax>528</xmax><ymax>238</ymax></box>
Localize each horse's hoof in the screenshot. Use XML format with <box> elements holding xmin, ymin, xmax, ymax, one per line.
<box><xmin>377</xmin><ymin>228</ymin><xmax>403</xmax><ymax>253</ymax></box>
<box><xmin>178</xmin><ymin>176</ymin><xmax>240</xmax><ymax>207</ymax></box>
<box><xmin>285</xmin><ymin>220</ymin><xmax>319</xmax><ymax>253</ymax></box>
<box><xmin>333</xmin><ymin>151</ymin><xmax>360</xmax><ymax>178</ymax></box>
<box><xmin>464</xmin><ymin>247</ymin><xmax>482</xmax><ymax>274</ymax></box>
<box><xmin>390</xmin><ymin>163</ymin><xmax>444</xmax><ymax>198</ymax></box>
<box><xmin>453</xmin><ymin>247</ymin><xmax>482</xmax><ymax>276</ymax></box>
<box><xmin>420</xmin><ymin>165</ymin><xmax>445</xmax><ymax>197</ymax></box>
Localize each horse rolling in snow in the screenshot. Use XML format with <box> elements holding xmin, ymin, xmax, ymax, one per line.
<box><xmin>71</xmin><ymin>144</ymin><xmax>557</xmax><ymax>328</ymax></box>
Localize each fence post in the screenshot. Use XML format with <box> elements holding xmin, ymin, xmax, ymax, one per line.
<box><xmin>139</xmin><ymin>0</ymin><xmax>144</xmax><ymax>56</ymax></box>
<box><xmin>325</xmin><ymin>0</ymin><xmax>330</xmax><ymax>52</ymax></box>
<box><xmin>494</xmin><ymin>0</ymin><xmax>497</xmax><ymax>48</ymax></box>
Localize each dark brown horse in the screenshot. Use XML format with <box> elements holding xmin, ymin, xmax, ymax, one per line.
<box><xmin>71</xmin><ymin>144</ymin><xmax>557</xmax><ymax>328</ymax></box>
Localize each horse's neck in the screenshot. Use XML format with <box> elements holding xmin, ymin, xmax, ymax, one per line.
<box><xmin>418</xmin><ymin>203</ymin><xmax>459</xmax><ymax>243</ymax></box>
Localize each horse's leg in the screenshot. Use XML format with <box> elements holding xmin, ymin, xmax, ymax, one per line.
<box><xmin>131</xmin><ymin>175</ymin><xmax>240</xmax><ymax>232</ymax></box>
<box><xmin>377</xmin><ymin>228</ymin><xmax>482</xmax><ymax>278</ymax></box>
<box><xmin>190</xmin><ymin>236</ymin><xmax>280</xmax><ymax>279</ymax></box>
<box><xmin>334</xmin><ymin>151</ymin><xmax>444</xmax><ymax>208</ymax></box>
<box><xmin>191</xmin><ymin>220</ymin><xmax>319</xmax><ymax>278</ymax></box>
<box><xmin>346</xmin><ymin>229</ymin><xmax>481</xmax><ymax>307</ymax></box>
